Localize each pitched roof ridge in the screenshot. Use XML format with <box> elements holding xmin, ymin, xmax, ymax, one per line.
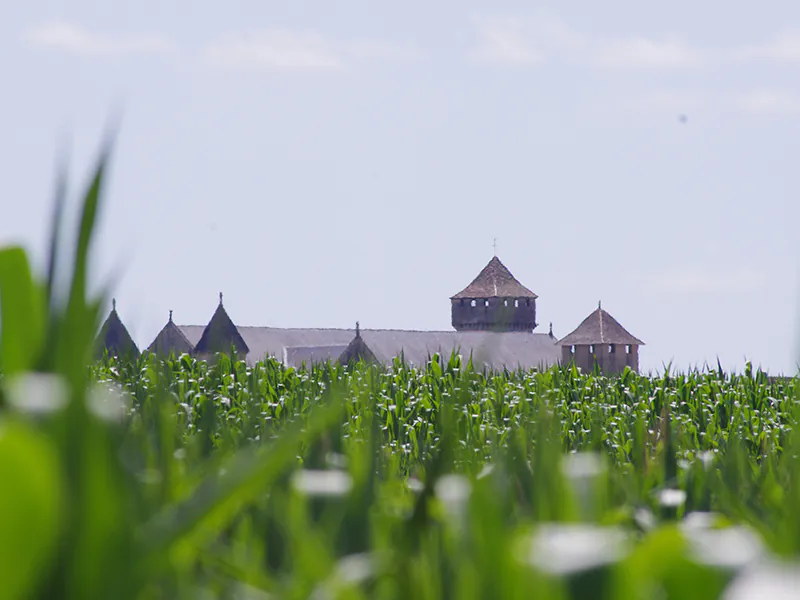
<box><xmin>184</xmin><ymin>324</ymin><xmax>557</xmax><ymax>337</ymax></box>
<box><xmin>451</xmin><ymin>255</ymin><xmax>538</xmax><ymax>299</ymax></box>
<box><xmin>96</xmin><ymin>303</ymin><xmax>140</xmax><ymax>358</ymax></box>
<box><xmin>599</xmin><ymin>307</ymin><xmax>604</xmax><ymax>343</ymax></box>
<box><xmin>165</xmin><ymin>318</ymin><xmax>193</xmax><ymax>344</ymax></box>
<box><xmin>557</xmin><ymin>304</ymin><xmax>644</xmax><ymax>346</ymax></box>
<box><xmin>339</xmin><ymin>329</ymin><xmax>378</xmax><ymax>365</ymax></box>
<box><xmin>194</xmin><ymin>300</ymin><xmax>250</xmax><ymax>354</ymax></box>
<box><xmin>147</xmin><ymin>314</ymin><xmax>195</xmax><ymax>355</ymax></box>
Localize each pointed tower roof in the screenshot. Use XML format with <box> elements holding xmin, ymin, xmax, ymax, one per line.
<box><xmin>559</xmin><ymin>302</ymin><xmax>644</xmax><ymax>346</ymax></box>
<box><xmin>95</xmin><ymin>299</ymin><xmax>140</xmax><ymax>359</ymax></box>
<box><xmin>193</xmin><ymin>293</ymin><xmax>250</xmax><ymax>355</ymax></box>
<box><xmin>147</xmin><ymin>310</ymin><xmax>195</xmax><ymax>357</ymax></box>
<box><xmin>338</xmin><ymin>322</ymin><xmax>378</xmax><ymax>365</ymax></box>
<box><xmin>451</xmin><ymin>256</ymin><xmax>538</xmax><ymax>299</ymax></box>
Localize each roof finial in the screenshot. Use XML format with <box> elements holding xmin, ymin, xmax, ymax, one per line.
<box><xmin>598</xmin><ymin>300</ymin><xmax>602</xmax><ymax>310</ymax></box>
<box><xmin>492</xmin><ymin>237</ymin><xmax>498</xmax><ymax>256</ymax></box>
<box><xmin>355</xmin><ymin>321</ymin><xmax>360</xmax><ymax>337</ymax></box>
<box><xmin>169</xmin><ymin>309</ymin><xmax>173</xmax><ymax>323</ymax></box>
<box><xmin>112</xmin><ymin>297</ymin><xmax>117</xmax><ymax>311</ymax></box>
<box><xmin>219</xmin><ymin>292</ymin><xmax>223</xmax><ymax>306</ymax></box>
<box><xmin>549</xmin><ymin>322</ymin><xmax>553</xmax><ymax>336</ymax></box>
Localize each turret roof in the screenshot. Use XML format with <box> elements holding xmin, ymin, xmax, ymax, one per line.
<box><xmin>147</xmin><ymin>310</ymin><xmax>195</xmax><ymax>356</ymax></box>
<box><xmin>338</xmin><ymin>322</ymin><xmax>378</xmax><ymax>365</ymax></box>
<box><xmin>558</xmin><ymin>303</ymin><xmax>644</xmax><ymax>346</ymax></box>
<box><xmin>451</xmin><ymin>256</ymin><xmax>538</xmax><ymax>300</ymax></box>
<box><xmin>95</xmin><ymin>299</ymin><xmax>140</xmax><ymax>359</ymax></box>
<box><xmin>194</xmin><ymin>293</ymin><xmax>250</xmax><ymax>355</ymax></box>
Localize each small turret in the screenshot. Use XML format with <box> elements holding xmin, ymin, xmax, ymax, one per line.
<box><xmin>559</xmin><ymin>302</ymin><xmax>644</xmax><ymax>373</ymax></box>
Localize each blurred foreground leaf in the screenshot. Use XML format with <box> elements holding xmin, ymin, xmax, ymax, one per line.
<box><xmin>0</xmin><ymin>247</ymin><xmax>45</xmax><ymax>375</ymax></box>
<box><xmin>0</xmin><ymin>419</ymin><xmax>62</xmax><ymax>600</ymax></box>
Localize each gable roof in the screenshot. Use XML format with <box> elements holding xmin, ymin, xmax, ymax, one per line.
<box><xmin>338</xmin><ymin>324</ymin><xmax>378</xmax><ymax>365</ymax></box>
<box><xmin>147</xmin><ymin>311</ymin><xmax>194</xmax><ymax>357</ymax></box>
<box><xmin>95</xmin><ymin>300</ymin><xmax>140</xmax><ymax>359</ymax></box>
<box><xmin>177</xmin><ymin>325</ymin><xmax>561</xmax><ymax>370</ymax></box>
<box><xmin>193</xmin><ymin>295</ymin><xmax>250</xmax><ymax>355</ymax></box>
<box><xmin>451</xmin><ymin>256</ymin><xmax>538</xmax><ymax>299</ymax></box>
<box><xmin>558</xmin><ymin>304</ymin><xmax>644</xmax><ymax>346</ymax></box>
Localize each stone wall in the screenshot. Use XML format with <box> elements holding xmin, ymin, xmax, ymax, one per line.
<box><xmin>561</xmin><ymin>343</ymin><xmax>640</xmax><ymax>374</ymax></box>
<box><xmin>451</xmin><ymin>297</ymin><xmax>536</xmax><ymax>332</ymax></box>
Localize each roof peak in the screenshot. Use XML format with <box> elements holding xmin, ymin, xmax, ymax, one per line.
<box><xmin>451</xmin><ymin>255</ymin><xmax>538</xmax><ymax>300</ymax></box>
<box><xmin>194</xmin><ymin>296</ymin><xmax>250</xmax><ymax>355</ymax></box>
<box><xmin>558</xmin><ymin>304</ymin><xmax>644</xmax><ymax>346</ymax></box>
<box><xmin>95</xmin><ymin>302</ymin><xmax>140</xmax><ymax>359</ymax></box>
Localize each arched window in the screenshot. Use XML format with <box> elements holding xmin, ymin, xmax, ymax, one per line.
<box><xmin>484</xmin><ymin>300</ymin><xmax>489</xmax><ymax>307</ymax></box>
<box><xmin>514</xmin><ymin>299</ymin><xmax>519</xmax><ymax>307</ymax></box>
<box><xmin>589</xmin><ymin>344</ymin><xmax>595</xmax><ymax>354</ymax></box>
<box><xmin>471</xmin><ymin>300</ymin><xmax>477</xmax><ymax>307</ymax></box>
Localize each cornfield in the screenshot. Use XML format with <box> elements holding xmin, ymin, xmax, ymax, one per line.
<box><xmin>0</xmin><ymin>144</ymin><xmax>798</xmax><ymax>599</ymax></box>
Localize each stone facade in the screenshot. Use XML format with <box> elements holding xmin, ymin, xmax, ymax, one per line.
<box><xmin>561</xmin><ymin>342</ymin><xmax>640</xmax><ymax>374</ymax></box>
<box><xmin>451</xmin><ymin>296</ymin><xmax>536</xmax><ymax>332</ymax></box>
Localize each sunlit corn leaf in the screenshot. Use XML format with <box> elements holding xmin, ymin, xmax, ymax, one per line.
<box><xmin>0</xmin><ymin>247</ymin><xmax>45</xmax><ymax>374</ymax></box>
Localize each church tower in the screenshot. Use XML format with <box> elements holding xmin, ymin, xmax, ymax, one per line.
<box><xmin>450</xmin><ymin>256</ymin><xmax>538</xmax><ymax>332</ymax></box>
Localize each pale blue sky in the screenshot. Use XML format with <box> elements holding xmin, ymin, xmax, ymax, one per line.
<box><xmin>2</xmin><ymin>2</ymin><xmax>799</xmax><ymax>373</ymax></box>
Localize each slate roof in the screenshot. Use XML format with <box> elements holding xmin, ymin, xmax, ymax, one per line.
<box><xmin>147</xmin><ymin>311</ymin><xmax>194</xmax><ymax>357</ymax></box>
<box><xmin>338</xmin><ymin>324</ymin><xmax>378</xmax><ymax>365</ymax></box>
<box><xmin>193</xmin><ymin>295</ymin><xmax>250</xmax><ymax>355</ymax></box>
<box><xmin>452</xmin><ymin>256</ymin><xmax>538</xmax><ymax>299</ymax></box>
<box><xmin>558</xmin><ymin>304</ymin><xmax>644</xmax><ymax>347</ymax></box>
<box><xmin>178</xmin><ymin>325</ymin><xmax>560</xmax><ymax>370</ymax></box>
<box><xmin>283</xmin><ymin>345</ymin><xmax>349</xmax><ymax>367</ymax></box>
<box><xmin>96</xmin><ymin>300</ymin><xmax>140</xmax><ymax>359</ymax></box>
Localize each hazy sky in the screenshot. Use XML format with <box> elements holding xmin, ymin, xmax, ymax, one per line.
<box><xmin>3</xmin><ymin>2</ymin><xmax>800</xmax><ymax>373</ymax></box>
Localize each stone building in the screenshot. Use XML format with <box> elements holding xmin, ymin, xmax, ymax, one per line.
<box><xmin>558</xmin><ymin>302</ymin><xmax>644</xmax><ymax>374</ymax></box>
<box><xmin>95</xmin><ymin>256</ymin><xmax>645</xmax><ymax>373</ymax></box>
